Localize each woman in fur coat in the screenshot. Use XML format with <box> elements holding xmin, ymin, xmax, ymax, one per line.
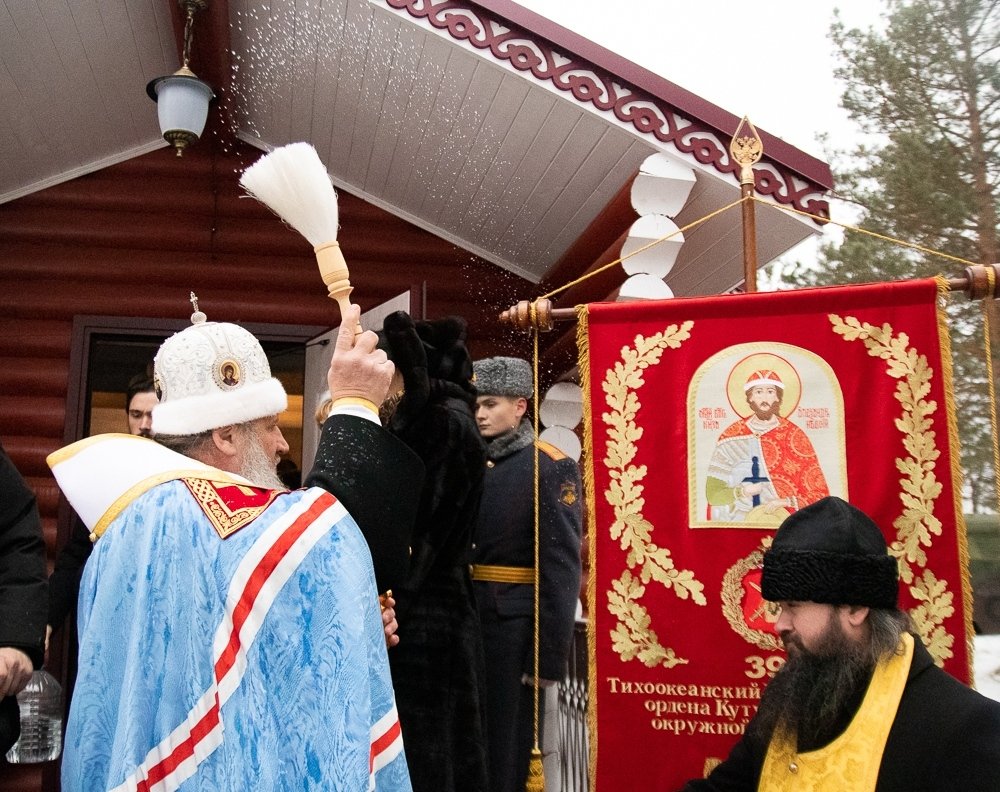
<box><xmin>378</xmin><ymin>311</ymin><xmax>490</xmax><ymax>792</ymax></box>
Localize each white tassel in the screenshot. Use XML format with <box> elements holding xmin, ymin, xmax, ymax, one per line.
<box><xmin>239</xmin><ymin>142</ymin><xmax>339</xmax><ymax>247</ymax></box>
<box><xmin>240</xmin><ymin>143</ymin><xmax>356</xmax><ymax>326</ymax></box>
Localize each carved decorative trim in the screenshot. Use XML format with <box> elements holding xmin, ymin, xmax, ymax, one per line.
<box><xmin>382</xmin><ymin>0</ymin><xmax>829</xmax><ymax>222</ymax></box>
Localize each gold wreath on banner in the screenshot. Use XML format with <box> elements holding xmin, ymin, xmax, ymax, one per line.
<box><xmin>830</xmin><ymin>314</ymin><xmax>955</xmax><ymax>664</ymax></box>
<box><xmin>603</xmin><ymin>323</ymin><xmax>707</xmax><ymax>668</ymax></box>
<box><xmin>721</xmin><ymin>538</ymin><xmax>783</xmax><ymax>652</ymax></box>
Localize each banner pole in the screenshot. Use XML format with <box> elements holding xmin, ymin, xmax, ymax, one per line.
<box><xmin>740</xmin><ymin>183</ymin><xmax>758</xmax><ymax>293</ymax></box>
<box><xmin>730</xmin><ymin>116</ymin><xmax>764</xmax><ymax>293</ymax></box>
<box><xmin>497</xmin><ymin>266</ymin><xmax>1000</xmax><ymax>331</ymax></box>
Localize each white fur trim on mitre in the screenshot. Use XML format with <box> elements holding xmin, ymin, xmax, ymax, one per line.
<box><xmin>152</xmin><ymin>377</ymin><xmax>288</xmax><ymax>435</ymax></box>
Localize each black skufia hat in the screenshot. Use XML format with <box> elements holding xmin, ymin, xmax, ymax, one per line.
<box><xmin>761</xmin><ymin>496</ymin><xmax>899</xmax><ymax>609</ymax></box>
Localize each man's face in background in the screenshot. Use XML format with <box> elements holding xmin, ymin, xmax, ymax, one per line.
<box><xmin>751</xmin><ymin>600</ymin><xmax>874</xmax><ymax>749</ymax></box>
<box><xmin>127</xmin><ymin>391</ymin><xmax>157</xmax><ymax>437</ymax></box>
<box><xmin>475</xmin><ymin>395</ymin><xmax>526</xmax><ymax>439</ymax></box>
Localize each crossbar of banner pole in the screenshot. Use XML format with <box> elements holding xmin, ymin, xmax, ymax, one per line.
<box><xmin>498</xmin><ymin>264</ymin><xmax>1000</xmax><ymax>331</ymax></box>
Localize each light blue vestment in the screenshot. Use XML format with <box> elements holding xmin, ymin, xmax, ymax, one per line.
<box><xmin>62</xmin><ymin>480</ymin><xmax>411</xmax><ymax>792</ymax></box>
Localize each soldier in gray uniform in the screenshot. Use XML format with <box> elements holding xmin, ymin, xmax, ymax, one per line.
<box><xmin>471</xmin><ymin>356</ymin><xmax>583</xmax><ymax>792</ymax></box>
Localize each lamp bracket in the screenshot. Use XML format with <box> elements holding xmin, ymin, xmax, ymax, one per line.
<box><xmin>177</xmin><ymin>0</ymin><xmax>209</xmax><ymax>70</ymax></box>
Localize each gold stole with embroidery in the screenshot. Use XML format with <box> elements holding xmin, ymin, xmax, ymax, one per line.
<box><xmin>758</xmin><ymin>633</ymin><xmax>914</xmax><ymax>792</ymax></box>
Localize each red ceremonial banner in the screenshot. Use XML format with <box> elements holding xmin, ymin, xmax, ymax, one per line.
<box><xmin>577</xmin><ymin>279</ymin><xmax>973</xmax><ymax>791</ymax></box>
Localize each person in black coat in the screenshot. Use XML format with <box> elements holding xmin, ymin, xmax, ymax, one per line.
<box><xmin>377</xmin><ymin>311</ymin><xmax>490</xmax><ymax>792</ymax></box>
<box><xmin>681</xmin><ymin>496</ymin><xmax>1000</xmax><ymax>792</ymax></box>
<box><xmin>0</xmin><ymin>440</ymin><xmax>48</xmax><ymax>754</ymax></box>
<box><xmin>471</xmin><ymin>356</ymin><xmax>583</xmax><ymax>792</ymax></box>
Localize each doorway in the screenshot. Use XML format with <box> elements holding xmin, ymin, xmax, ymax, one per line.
<box><xmin>82</xmin><ymin>333</ymin><xmax>310</xmax><ymax>481</ymax></box>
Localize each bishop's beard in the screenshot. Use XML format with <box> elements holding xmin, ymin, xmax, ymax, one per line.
<box><xmin>749</xmin><ymin>619</ymin><xmax>875</xmax><ymax>752</ymax></box>
<box><xmin>237</xmin><ymin>426</ymin><xmax>286</xmax><ymax>491</ymax></box>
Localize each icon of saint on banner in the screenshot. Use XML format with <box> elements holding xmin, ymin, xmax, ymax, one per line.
<box><xmin>689</xmin><ymin>345</ymin><xmax>846</xmax><ymax>527</ymax></box>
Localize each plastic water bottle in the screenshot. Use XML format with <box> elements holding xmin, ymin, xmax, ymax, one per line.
<box><xmin>5</xmin><ymin>668</ymin><xmax>63</xmax><ymax>763</ymax></box>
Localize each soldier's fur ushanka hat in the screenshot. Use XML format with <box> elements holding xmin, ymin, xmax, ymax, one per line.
<box><xmin>472</xmin><ymin>356</ymin><xmax>533</xmax><ymax>399</ymax></box>
<box><xmin>761</xmin><ymin>496</ymin><xmax>899</xmax><ymax>609</ymax></box>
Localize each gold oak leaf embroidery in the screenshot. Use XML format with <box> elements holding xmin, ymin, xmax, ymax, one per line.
<box><xmin>909</xmin><ymin>568</ymin><xmax>956</xmax><ymax>661</ymax></box>
<box><xmin>603</xmin><ymin>322</ymin><xmax>706</xmax><ymax>668</ymax></box>
<box><xmin>830</xmin><ymin>313</ymin><xmax>953</xmax><ymax>664</ymax></box>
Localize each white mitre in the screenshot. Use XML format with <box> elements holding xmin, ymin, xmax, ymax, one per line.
<box><xmin>152</xmin><ymin>298</ymin><xmax>287</xmax><ymax>436</ymax></box>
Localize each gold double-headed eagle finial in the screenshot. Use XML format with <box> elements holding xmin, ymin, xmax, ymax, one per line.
<box><xmin>730</xmin><ymin>116</ymin><xmax>763</xmax><ymax>187</ymax></box>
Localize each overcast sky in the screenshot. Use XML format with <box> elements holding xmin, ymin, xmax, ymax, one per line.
<box><xmin>515</xmin><ymin>0</ymin><xmax>884</xmax><ymax>161</ymax></box>
<box><xmin>514</xmin><ymin>1</ymin><xmax>886</xmax><ymax>263</ymax></box>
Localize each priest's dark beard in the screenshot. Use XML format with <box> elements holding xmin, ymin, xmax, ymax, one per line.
<box><xmin>749</xmin><ymin>618</ymin><xmax>875</xmax><ymax>751</ymax></box>
<box><xmin>237</xmin><ymin>426</ymin><xmax>286</xmax><ymax>490</ymax></box>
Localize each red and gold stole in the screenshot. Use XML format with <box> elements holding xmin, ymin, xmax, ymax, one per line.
<box><xmin>183</xmin><ymin>478</ymin><xmax>284</xmax><ymax>539</ymax></box>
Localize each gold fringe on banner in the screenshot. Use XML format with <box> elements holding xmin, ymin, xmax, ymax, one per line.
<box><xmin>935</xmin><ymin>275</ymin><xmax>976</xmax><ymax>679</ymax></box>
<box><xmin>574</xmin><ymin>303</ymin><xmax>600</xmax><ymax>791</ymax></box>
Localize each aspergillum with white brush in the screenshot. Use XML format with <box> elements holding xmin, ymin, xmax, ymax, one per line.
<box><xmin>239</xmin><ymin>142</ymin><xmax>357</xmax><ymax>330</ymax></box>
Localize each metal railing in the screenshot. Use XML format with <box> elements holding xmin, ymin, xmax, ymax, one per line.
<box><xmin>557</xmin><ymin>620</ymin><xmax>589</xmax><ymax>791</ymax></box>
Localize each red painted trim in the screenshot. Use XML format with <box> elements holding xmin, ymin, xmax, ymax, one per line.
<box><xmin>470</xmin><ymin>0</ymin><xmax>832</xmax><ymax>187</ymax></box>
<box><xmin>382</xmin><ymin>0</ymin><xmax>831</xmax><ymax>222</ymax></box>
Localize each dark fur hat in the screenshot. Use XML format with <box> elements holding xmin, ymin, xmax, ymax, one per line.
<box><xmin>377</xmin><ymin>312</ymin><xmax>475</xmax><ymax>414</ymax></box>
<box><xmin>761</xmin><ymin>496</ymin><xmax>899</xmax><ymax>609</ymax></box>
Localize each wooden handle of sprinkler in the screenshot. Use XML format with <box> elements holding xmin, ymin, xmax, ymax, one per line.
<box><xmin>315</xmin><ymin>242</ymin><xmax>361</xmax><ymax>336</ymax></box>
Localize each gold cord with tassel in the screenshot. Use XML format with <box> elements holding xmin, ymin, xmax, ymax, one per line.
<box><xmin>970</xmin><ymin>266</ymin><xmax>1000</xmax><ymax>678</ymax></box>
<box><xmin>526</xmin><ymin>747</ymin><xmax>545</xmax><ymax>792</ymax></box>
<box><xmin>982</xmin><ymin>266</ymin><xmax>1000</xmax><ymax>515</ymax></box>
<box><xmin>526</xmin><ymin>324</ymin><xmax>546</xmax><ymax>792</ymax></box>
